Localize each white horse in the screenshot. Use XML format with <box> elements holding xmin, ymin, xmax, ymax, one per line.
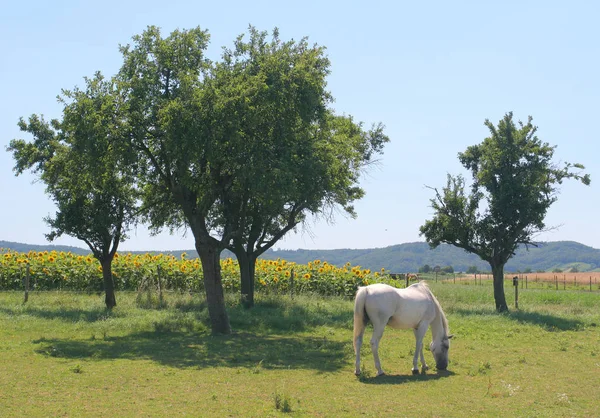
<box><xmin>353</xmin><ymin>281</ymin><xmax>452</xmax><ymax>376</ymax></box>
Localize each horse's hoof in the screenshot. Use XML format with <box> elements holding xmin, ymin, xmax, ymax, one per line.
<box><xmin>376</xmin><ymin>371</ymin><xmax>386</xmax><ymax>377</ymax></box>
<box><xmin>412</xmin><ymin>369</ymin><xmax>419</xmax><ymax>375</ymax></box>
<box><xmin>355</xmin><ymin>371</ymin><xmax>361</xmax><ymax>376</ymax></box>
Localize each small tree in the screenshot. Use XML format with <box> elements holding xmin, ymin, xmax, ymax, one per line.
<box><xmin>442</xmin><ymin>265</ymin><xmax>454</xmax><ymax>274</ymax></box>
<box><xmin>8</xmin><ymin>74</ymin><xmax>137</xmax><ymax>309</ymax></box>
<box><xmin>418</xmin><ymin>264</ymin><xmax>432</xmax><ymax>273</ymax></box>
<box><xmin>466</xmin><ymin>266</ymin><xmax>479</xmax><ymax>274</ymax></box>
<box><xmin>420</xmin><ymin>112</ymin><xmax>589</xmax><ymax>311</ymax></box>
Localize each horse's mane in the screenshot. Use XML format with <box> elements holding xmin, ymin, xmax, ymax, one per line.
<box><xmin>418</xmin><ymin>281</ymin><xmax>450</xmax><ymax>336</ymax></box>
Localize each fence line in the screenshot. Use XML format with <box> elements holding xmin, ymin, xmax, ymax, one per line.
<box><xmin>439</xmin><ymin>273</ymin><xmax>600</xmax><ymax>292</ymax></box>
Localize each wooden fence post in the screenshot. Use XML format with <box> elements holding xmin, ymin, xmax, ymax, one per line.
<box><xmin>513</xmin><ymin>276</ymin><xmax>519</xmax><ymax>309</ymax></box>
<box><xmin>157</xmin><ymin>265</ymin><xmax>163</xmax><ymax>306</ymax></box>
<box><xmin>23</xmin><ymin>264</ymin><xmax>30</xmax><ymax>304</ymax></box>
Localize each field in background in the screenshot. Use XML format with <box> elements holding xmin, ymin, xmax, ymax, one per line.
<box><xmin>1</xmin><ymin>285</ymin><xmax>599</xmax><ymax>417</ymax></box>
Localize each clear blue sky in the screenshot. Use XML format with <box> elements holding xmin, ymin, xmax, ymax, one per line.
<box><xmin>1</xmin><ymin>0</ymin><xmax>598</xmax><ymax>251</ymax></box>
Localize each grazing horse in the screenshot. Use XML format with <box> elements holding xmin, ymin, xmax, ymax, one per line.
<box><xmin>353</xmin><ymin>281</ymin><xmax>452</xmax><ymax>376</ymax></box>
<box><xmin>406</xmin><ymin>273</ymin><xmax>419</xmax><ymax>281</ymax></box>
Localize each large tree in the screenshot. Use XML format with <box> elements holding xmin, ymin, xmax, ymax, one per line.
<box><xmin>116</xmin><ymin>25</ymin><xmax>389</xmax><ymax>330</ymax></box>
<box><xmin>420</xmin><ymin>112</ymin><xmax>590</xmax><ymax>311</ymax></box>
<box><xmin>8</xmin><ymin>73</ymin><xmax>137</xmax><ymax>309</ymax></box>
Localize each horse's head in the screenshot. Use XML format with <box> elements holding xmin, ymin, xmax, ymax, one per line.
<box><xmin>430</xmin><ymin>334</ymin><xmax>453</xmax><ymax>370</ymax></box>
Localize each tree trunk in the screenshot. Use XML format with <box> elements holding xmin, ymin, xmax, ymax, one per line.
<box><xmin>234</xmin><ymin>248</ymin><xmax>257</xmax><ymax>309</ymax></box>
<box><xmin>197</xmin><ymin>243</ymin><xmax>231</xmax><ymax>334</ymax></box>
<box><xmin>101</xmin><ymin>258</ymin><xmax>117</xmax><ymax>309</ymax></box>
<box><xmin>490</xmin><ymin>262</ymin><xmax>509</xmax><ymax>312</ymax></box>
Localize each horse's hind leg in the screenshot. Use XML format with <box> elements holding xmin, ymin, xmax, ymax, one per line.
<box><xmin>353</xmin><ymin>319</ymin><xmax>366</xmax><ymax>375</ymax></box>
<box><xmin>370</xmin><ymin>322</ymin><xmax>386</xmax><ymax>376</ymax></box>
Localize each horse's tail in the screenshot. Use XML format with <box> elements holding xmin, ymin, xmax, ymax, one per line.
<box><xmin>353</xmin><ymin>286</ymin><xmax>369</xmax><ymax>350</ymax></box>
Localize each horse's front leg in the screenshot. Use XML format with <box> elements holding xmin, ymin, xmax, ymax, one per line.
<box><xmin>412</xmin><ymin>323</ymin><xmax>429</xmax><ymax>374</ymax></box>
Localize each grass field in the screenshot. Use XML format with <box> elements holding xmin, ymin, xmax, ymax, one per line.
<box><xmin>1</xmin><ymin>285</ymin><xmax>599</xmax><ymax>417</ymax></box>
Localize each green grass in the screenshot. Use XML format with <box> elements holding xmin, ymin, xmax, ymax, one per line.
<box><xmin>0</xmin><ymin>285</ymin><xmax>599</xmax><ymax>417</ymax></box>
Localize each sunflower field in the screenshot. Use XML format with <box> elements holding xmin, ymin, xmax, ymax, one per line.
<box><xmin>0</xmin><ymin>249</ymin><xmax>400</xmax><ymax>298</ymax></box>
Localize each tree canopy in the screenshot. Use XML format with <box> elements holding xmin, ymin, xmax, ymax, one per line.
<box><xmin>420</xmin><ymin>112</ymin><xmax>590</xmax><ymax>311</ymax></box>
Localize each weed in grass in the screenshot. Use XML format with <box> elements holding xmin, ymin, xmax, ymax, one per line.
<box><xmin>274</xmin><ymin>390</ymin><xmax>293</xmax><ymax>413</ymax></box>
<box><xmin>71</xmin><ymin>364</ymin><xmax>83</xmax><ymax>374</ymax></box>
<box><xmin>469</xmin><ymin>361</ymin><xmax>491</xmax><ymax>376</ymax></box>
<box><xmin>251</xmin><ymin>359</ymin><xmax>264</xmax><ymax>374</ymax></box>
<box><xmin>479</xmin><ymin>361</ymin><xmax>491</xmax><ymax>374</ymax></box>
<box><xmin>357</xmin><ymin>363</ymin><xmax>373</xmax><ymax>382</ymax></box>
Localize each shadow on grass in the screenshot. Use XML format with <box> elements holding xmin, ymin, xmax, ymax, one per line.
<box><xmin>32</xmin><ymin>330</ymin><xmax>348</xmax><ymax>372</ymax></box>
<box><xmin>453</xmin><ymin>308</ymin><xmax>585</xmax><ymax>331</ymax></box>
<box><xmin>0</xmin><ymin>306</ymin><xmax>113</xmax><ymax>322</ymax></box>
<box><xmin>358</xmin><ymin>370</ymin><xmax>456</xmax><ymax>385</ymax></box>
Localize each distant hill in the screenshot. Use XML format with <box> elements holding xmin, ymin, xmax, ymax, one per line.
<box><xmin>2</xmin><ymin>240</ymin><xmax>599</xmax><ymax>273</ymax></box>
<box><xmin>260</xmin><ymin>241</ymin><xmax>600</xmax><ymax>273</ymax></box>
